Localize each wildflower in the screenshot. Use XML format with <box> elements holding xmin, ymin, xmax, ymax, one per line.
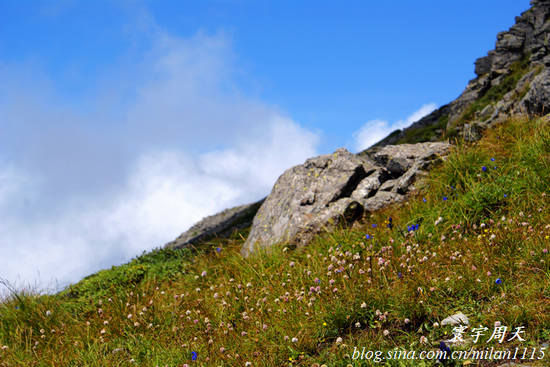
<box><xmin>355</xmin><ymin>322</ymin><xmax>361</xmax><ymax>328</ymax></box>
<box><xmin>216</xmin><ymin>247</ymin><xmax>222</xmax><ymax>253</ymax></box>
<box><xmin>201</xmin><ymin>271</ymin><xmax>207</xmax><ymax>277</ymax></box>
<box><xmin>433</xmin><ymin>322</ymin><xmax>439</xmax><ymax>328</ymax></box>
<box><xmin>397</xmin><ymin>272</ymin><xmax>403</xmax><ymax>279</ymax></box>
<box><xmin>494</xmin><ymin>321</ymin><xmax>501</xmax><ymax>327</ymax></box>
<box><xmin>482</xmin><ymin>166</ymin><xmax>487</xmax><ymax>172</ymax></box>
<box><xmin>372</xmin><ymin>223</ymin><xmax>377</xmax><ymax>228</ymax></box>
<box><xmin>289</xmin><ymin>261</ymin><xmax>295</xmax><ymax>267</ymax></box>
<box><xmin>543</xmin><ymin>249</ymin><xmax>548</xmax><ymax>253</ymax></box>
<box><xmin>336</xmin><ymin>337</ymin><xmax>343</xmax><ymax>344</ymax></box>
<box><xmin>45</xmin><ymin>310</ymin><xmax>52</xmax><ymax>317</ymax></box>
<box><xmin>360</xmin><ymin>302</ymin><xmax>367</xmax><ymax>308</ymax></box>
<box><xmin>387</xmin><ymin>217</ymin><xmax>393</xmax><ymax>229</ymax></box>
<box><xmin>434</xmin><ymin>217</ymin><xmax>443</xmax><ymax>226</ymax></box>
<box><xmin>420</xmin><ymin>336</ymin><xmax>428</xmax><ymax>344</ymax></box>
<box><xmin>365</xmin><ymin>234</ymin><xmax>372</xmax><ymax>240</ymax></box>
<box><xmin>291</xmin><ymin>337</ymin><xmax>298</xmax><ymax>343</ymax></box>
<box><xmin>423</xmin><ymin>198</ymin><xmax>427</xmax><ymax>203</ymax></box>
<box><xmin>383</xmin><ymin>329</ymin><xmax>390</xmax><ymax>336</ymax></box>
<box><xmin>504</xmin><ymin>194</ymin><xmax>508</xmax><ymax>198</ymax></box>
<box><xmin>490</xmin><ymin>157</ymin><xmax>495</xmax><ymax>161</ymax></box>
<box><xmin>245</xmin><ymin>363</ymin><xmax>252</xmax><ymax>367</ymax></box>
<box><xmin>495</xmin><ymin>278</ymin><xmax>503</xmax><ymax>285</ymax></box>
<box><xmin>191</xmin><ymin>351</ymin><xmax>198</xmax><ymax>361</ymax></box>
<box><xmin>443</xmin><ymin>196</ymin><xmax>448</xmax><ymax>201</ymax></box>
<box><xmin>314</xmin><ymin>278</ymin><xmax>320</xmax><ymax>284</ymax></box>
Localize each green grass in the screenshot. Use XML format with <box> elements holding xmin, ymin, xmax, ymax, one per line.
<box><xmin>1</xmin><ymin>116</ymin><xmax>549</xmax><ymax>366</ymax></box>
<box><xmin>396</xmin><ymin>115</ymin><xmax>449</xmax><ymax>145</ymax></box>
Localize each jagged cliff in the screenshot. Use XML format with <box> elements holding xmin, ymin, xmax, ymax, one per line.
<box><xmin>167</xmin><ymin>0</ymin><xmax>550</xmax><ymax>254</ymax></box>
<box><xmin>369</xmin><ymin>0</ymin><xmax>550</xmax><ymax>148</ymax></box>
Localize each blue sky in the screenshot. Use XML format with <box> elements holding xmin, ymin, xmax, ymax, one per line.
<box><xmin>0</xmin><ymin>0</ymin><xmax>531</xmax><ymax>292</ymax></box>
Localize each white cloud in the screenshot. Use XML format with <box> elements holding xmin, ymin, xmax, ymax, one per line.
<box><xmin>0</xmin><ymin>29</ymin><xmax>319</xmax><ymax>295</ymax></box>
<box><xmin>352</xmin><ymin>103</ymin><xmax>437</xmax><ymax>152</ymax></box>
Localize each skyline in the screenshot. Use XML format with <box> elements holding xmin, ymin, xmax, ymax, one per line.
<box><xmin>0</xmin><ymin>0</ymin><xmax>531</xmax><ymax>292</ymax></box>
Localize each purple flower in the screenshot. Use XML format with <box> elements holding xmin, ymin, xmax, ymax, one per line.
<box><xmin>372</xmin><ymin>223</ymin><xmax>377</xmax><ymax>228</ymax></box>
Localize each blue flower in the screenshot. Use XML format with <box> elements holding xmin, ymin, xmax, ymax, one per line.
<box><xmin>216</xmin><ymin>247</ymin><xmax>222</xmax><ymax>253</ymax></box>
<box><xmin>482</xmin><ymin>166</ymin><xmax>487</xmax><ymax>172</ymax></box>
<box><xmin>443</xmin><ymin>196</ymin><xmax>448</xmax><ymax>201</ymax></box>
<box><xmin>407</xmin><ymin>224</ymin><xmax>419</xmax><ymax>232</ymax></box>
<box><xmin>365</xmin><ymin>234</ymin><xmax>372</xmax><ymax>240</ymax></box>
<box><xmin>495</xmin><ymin>278</ymin><xmax>503</xmax><ymax>285</ymax></box>
<box><xmin>450</xmin><ymin>185</ymin><xmax>455</xmax><ymax>190</ymax></box>
<box><xmin>490</xmin><ymin>157</ymin><xmax>495</xmax><ymax>161</ymax></box>
<box><xmin>397</xmin><ymin>272</ymin><xmax>403</xmax><ymax>279</ymax></box>
<box><xmin>191</xmin><ymin>351</ymin><xmax>198</xmax><ymax>361</ymax></box>
<box><xmin>504</xmin><ymin>194</ymin><xmax>508</xmax><ymax>198</ymax></box>
<box><xmin>387</xmin><ymin>217</ymin><xmax>393</xmax><ymax>229</ymax></box>
<box><xmin>423</xmin><ymin>198</ymin><xmax>427</xmax><ymax>203</ymax></box>
<box><xmin>439</xmin><ymin>341</ymin><xmax>451</xmax><ymax>358</ymax></box>
<box><xmin>372</xmin><ymin>223</ymin><xmax>377</xmax><ymax>228</ymax></box>
<box><xmin>493</xmin><ymin>166</ymin><xmax>497</xmax><ymax>170</ymax></box>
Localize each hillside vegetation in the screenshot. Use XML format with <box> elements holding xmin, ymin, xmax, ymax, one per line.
<box><xmin>0</xmin><ymin>116</ymin><xmax>549</xmax><ymax>366</ymax></box>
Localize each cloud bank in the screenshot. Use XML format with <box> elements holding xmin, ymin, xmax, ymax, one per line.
<box><xmin>0</xmin><ymin>29</ymin><xmax>319</xmax><ymax>294</ymax></box>
<box><xmin>352</xmin><ymin>103</ymin><xmax>438</xmax><ymax>152</ymax></box>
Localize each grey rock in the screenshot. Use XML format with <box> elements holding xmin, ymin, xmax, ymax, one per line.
<box><xmin>242</xmin><ymin>143</ymin><xmax>450</xmax><ymax>255</ymax></box>
<box><xmin>241</xmin><ymin>148</ymin><xmax>374</xmax><ymax>256</ymax></box>
<box><xmin>378</xmin><ymin>179</ymin><xmax>396</xmax><ymax>192</ymax></box>
<box><xmin>441</xmin><ymin>312</ymin><xmax>469</xmax><ymax>326</ymax></box>
<box><xmin>521</xmin><ymin>68</ymin><xmax>550</xmax><ymax>115</ymax></box>
<box><xmin>350</xmin><ymin>169</ymin><xmax>387</xmax><ymax>201</ymax></box>
<box><xmin>363</xmin><ymin>191</ymin><xmax>405</xmax><ymax>212</ymax></box>
<box><xmin>165</xmin><ymin>199</ymin><xmax>264</xmax><ymax>249</ymax></box>
<box><xmin>374</xmin><ymin>142</ymin><xmax>451</xmax><ymax>173</ymax></box>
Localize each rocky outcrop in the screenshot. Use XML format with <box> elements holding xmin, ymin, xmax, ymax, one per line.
<box><xmin>165</xmin><ymin>199</ymin><xmax>264</xmax><ymax>249</ymax></box>
<box><xmin>367</xmin><ymin>0</ymin><xmax>550</xmax><ymax>149</ymax></box>
<box><xmin>241</xmin><ymin>143</ymin><xmax>450</xmax><ymax>256</ymax></box>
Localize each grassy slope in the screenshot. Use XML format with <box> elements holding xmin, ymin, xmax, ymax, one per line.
<box><xmin>0</xmin><ymin>117</ymin><xmax>549</xmax><ymax>367</ymax></box>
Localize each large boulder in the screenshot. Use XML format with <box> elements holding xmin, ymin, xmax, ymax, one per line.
<box><xmin>242</xmin><ymin>143</ymin><xmax>450</xmax><ymax>256</ymax></box>
<box><xmin>165</xmin><ymin>199</ymin><xmax>264</xmax><ymax>249</ymax></box>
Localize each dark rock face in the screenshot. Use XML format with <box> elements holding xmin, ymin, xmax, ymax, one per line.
<box><xmin>165</xmin><ymin>199</ymin><xmax>264</xmax><ymax>249</ymax></box>
<box><xmin>241</xmin><ymin>143</ymin><xmax>449</xmax><ymax>256</ymax></box>
<box><xmin>367</xmin><ymin>0</ymin><xmax>550</xmax><ymax>150</ymax></box>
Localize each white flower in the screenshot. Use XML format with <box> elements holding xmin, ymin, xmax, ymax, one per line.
<box><xmin>45</xmin><ymin>310</ymin><xmax>52</xmax><ymax>317</ymax></box>
<box><xmin>383</xmin><ymin>329</ymin><xmax>390</xmax><ymax>336</ymax></box>
<box><xmin>434</xmin><ymin>217</ymin><xmax>443</xmax><ymax>226</ymax></box>
<box><xmin>291</xmin><ymin>337</ymin><xmax>298</xmax><ymax>343</ymax></box>
<box><xmin>336</xmin><ymin>337</ymin><xmax>343</xmax><ymax>344</ymax></box>
<box><xmin>360</xmin><ymin>302</ymin><xmax>367</xmax><ymax>308</ymax></box>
